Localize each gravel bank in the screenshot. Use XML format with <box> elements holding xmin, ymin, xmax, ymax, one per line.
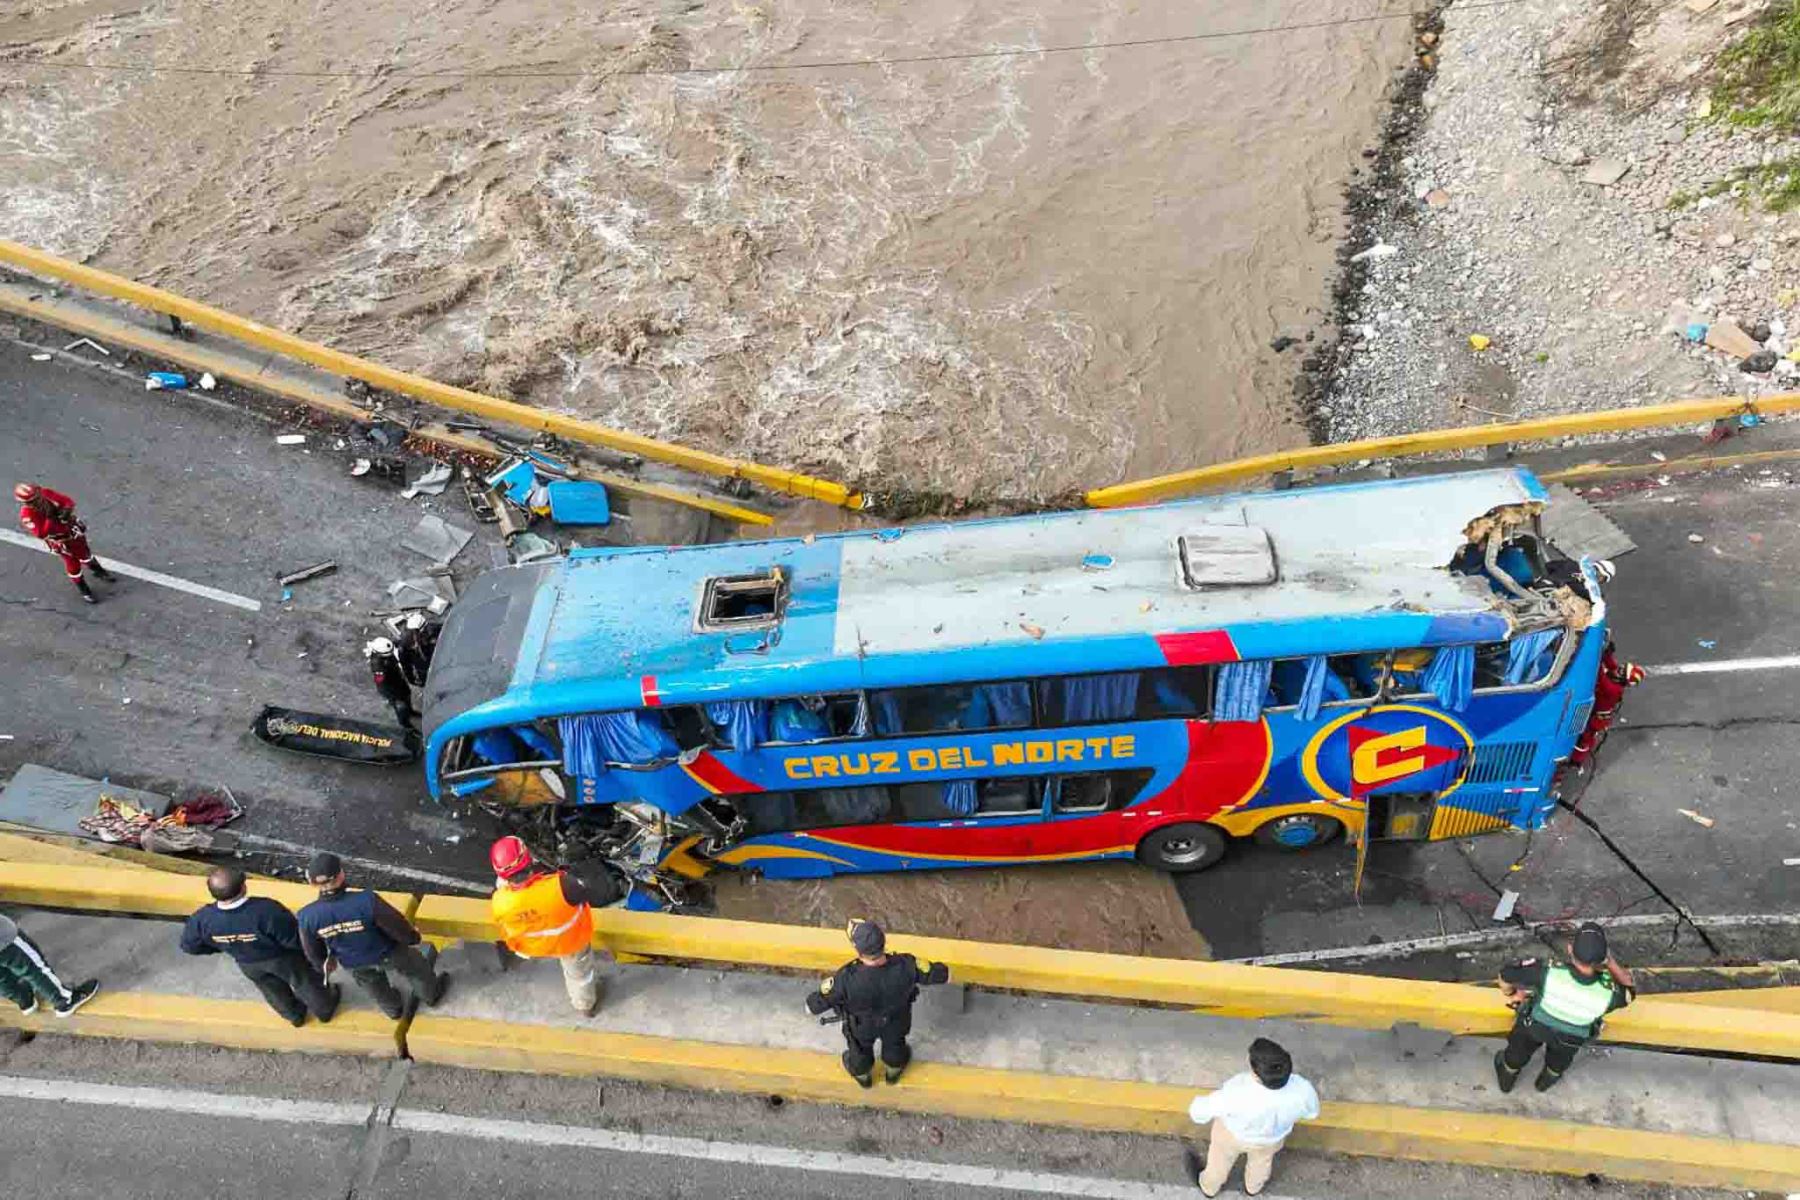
<box><xmin>1323</xmin><ymin>0</ymin><xmax>1800</xmax><ymax>442</ymax></box>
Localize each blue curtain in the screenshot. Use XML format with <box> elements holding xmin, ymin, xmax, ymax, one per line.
<box><xmin>772</xmin><ymin>699</ymin><xmax>831</xmax><ymax>742</ymax></box>
<box><xmin>1422</xmin><ymin>644</ymin><xmax>1475</xmax><ymax>712</ymax></box>
<box><xmin>1297</xmin><ymin>656</ymin><xmax>1330</xmax><ymax>720</ymax></box>
<box><xmin>472</xmin><ymin>725</ymin><xmax>558</xmax><ymax>765</ymax></box>
<box><xmin>942</xmin><ymin>778</ymin><xmax>977</xmax><ymax>817</ymax></box>
<box><xmin>1214</xmin><ymin>660</ymin><xmax>1273</xmax><ymax>722</ymax></box>
<box><xmin>867</xmin><ymin>691</ymin><xmax>903</xmax><ymax>736</ymax></box>
<box><xmin>706</xmin><ymin>700</ymin><xmax>770</xmax><ymax>750</ymax></box>
<box><xmin>1505</xmin><ymin>629</ymin><xmax>1561</xmax><ymax>685</ymax></box>
<box><xmin>961</xmin><ymin>683</ymin><xmax>1032</xmax><ymax>729</ymax></box>
<box><xmin>559</xmin><ymin>712</ymin><xmax>680</xmax><ymax>776</ymax></box>
<box><xmin>1044</xmin><ymin>673</ymin><xmax>1139</xmax><ymax>723</ymax></box>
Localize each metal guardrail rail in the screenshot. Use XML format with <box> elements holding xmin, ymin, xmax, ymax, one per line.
<box><xmin>0</xmin><ymin>240</ymin><xmax>862</xmax><ymax>510</ymax></box>
<box><xmin>1084</xmin><ymin>392</ymin><xmax>1800</xmax><ymax>506</ymax></box>
<box><xmin>8</xmin><ymin>862</ymin><xmax>1799</xmax><ymax>1059</ymax></box>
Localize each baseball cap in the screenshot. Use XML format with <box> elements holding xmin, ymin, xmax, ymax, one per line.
<box><xmin>848</xmin><ymin>918</ymin><xmax>886</xmax><ymax>956</ymax></box>
<box><xmin>308</xmin><ymin>852</ymin><xmax>344</xmax><ymax>883</ymax></box>
<box><xmin>1571</xmin><ymin>922</ymin><xmax>1608</xmax><ymax>967</ymax></box>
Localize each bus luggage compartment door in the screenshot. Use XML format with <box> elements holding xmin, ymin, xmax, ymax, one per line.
<box><xmin>1364</xmin><ymin>792</ymin><xmax>1436</xmax><ymax>841</ymax></box>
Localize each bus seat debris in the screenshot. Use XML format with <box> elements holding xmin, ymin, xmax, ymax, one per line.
<box><xmin>546</xmin><ymin>480</ymin><xmax>611</xmax><ymax>526</ymax></box>
<box><xmin>400</xmin><ymin>513</ymin><xmax>474</xmax><ymax>567</ymax></box>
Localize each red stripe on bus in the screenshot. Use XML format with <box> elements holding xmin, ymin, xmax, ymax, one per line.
<box><xmin>683</xmin><ymin>751</ymin><xmax>762</xmax><ymax>796</ymax></box>
<box><xmin>1154</xmin><ymin>630</ymin><xmax>1238</xmax><ymax>665</ymax></box>
<box><xmin>640</xmin><ymin>675</ymin><xmax>662</xmax><ymax>707</ymax></box>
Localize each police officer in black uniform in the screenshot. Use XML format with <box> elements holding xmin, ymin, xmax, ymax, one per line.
<box><xmin>1494</xmin><ymin>922</ymin><xmax>1635</xmax><ymax>1093</ymax></box>
<box><xmin>298</xmin><ymin>853</ymin><xmax>448</xmax><ymax>1019</ymax></box>
<box><xmin>806</xmin><ymin>919</ymin><xmax>950</xmax><ymax>1087</ymax></box>
<box><xmin>181</xmin><ymin>867</ymin><xmax>340</xmax><ymax>1027</ymax></box>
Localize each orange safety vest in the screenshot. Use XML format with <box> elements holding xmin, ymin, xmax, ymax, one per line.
<box><xmin>491</xmin><ymin>871</ymin><xmax>593</xmax><ymax>958</ymax></box>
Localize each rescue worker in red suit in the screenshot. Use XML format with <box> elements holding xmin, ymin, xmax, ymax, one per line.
<box><xmin>14</xmin><ymin>483</ymin><xmax>113</xmax><ymax>604</ymax></box>
<box><xmin>1569</xmin><ymin>641</ymin><xmax>1645</xmax><ymax>770</ymax></box>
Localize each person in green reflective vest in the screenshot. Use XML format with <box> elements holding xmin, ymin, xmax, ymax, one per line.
<box><xmin>1494</xmin><ymin>923</ymin><xmax>1635</xmax><ymax>1093</ymax></box>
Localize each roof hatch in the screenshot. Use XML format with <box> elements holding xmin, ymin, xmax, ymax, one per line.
<box><xmin>697</xmin><ymin>567</ymin><xmax>787</xmax><ymax>631</ymax></box>
<box><xmin>1177</xmin><ymin>526</ymin><xmax>1277</xmax><ymax>588</ymax></box>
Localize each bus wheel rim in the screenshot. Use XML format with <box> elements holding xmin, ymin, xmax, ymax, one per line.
<box><xmin>1271</xmin><ymin>818</ymin><xmax>1321</xmax><ymax>847</ymax></box>
<box><xmin>1160</xmin><ymin>834</ymin><xmax>1209</xmax><ymax>864</ymax></box>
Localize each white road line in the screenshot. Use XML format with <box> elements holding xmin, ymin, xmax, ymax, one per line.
<box><xmin>0</xmin><ymin>1075</ymin><xmax>1260</xmax><ymax>1199</ymax></box>
<box><xmin>0</xmin><ymin>529</ymin><xmax>262</xmax><ymax>612</ymax></box>
<box><xmin>398</xmin><ymin>1111</ymin><xmax>1226</xmax><ymax>1198</ymax></box>
<box><xmin>1643</xmin><ymin>655</ymin><xmax>1800</xmax><ymax>676</ymax></box>
<box><xmin>0</xmin><ymin>1075</ymin><xmax>367</xmax><ymax>1127</ymax></box>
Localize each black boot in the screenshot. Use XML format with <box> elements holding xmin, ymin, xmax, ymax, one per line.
<box><xmin>841</xmin><ymin>1052</ymin><xmax>873</xmax><ymax>1089</ymax></box>
<box><xmin>75</xmin><ymin>578</ymin><xmax>98</xmax><ymax>605</ymax></box>
<box><xmin>1534</xmin><ymin>1067</ymin><xmax>1564</xmax><ymax>1092</ymax></box>
<box><xmin>86</xmin><ymin>559</ymin><xmax>114</xmax><ymax>581</ymax></box>
<box><xmin>1493</xmin><ymin>1051</ymin><xmax>1521</xmax><ymax>1094</ymax></box>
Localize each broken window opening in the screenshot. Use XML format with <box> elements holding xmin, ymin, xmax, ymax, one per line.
<box><xmin>698</xmin><ymin>569</ymin><xmax>787</xmax><ymax>631</ymax></box>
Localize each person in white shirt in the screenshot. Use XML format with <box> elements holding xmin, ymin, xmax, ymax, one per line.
<box><xmin>1183</xmin><ymin>1038</ymin><xmax>1320</xmax><ymax>1196</ymax></box>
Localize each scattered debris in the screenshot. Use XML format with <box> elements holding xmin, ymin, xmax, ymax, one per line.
<box><xmin>1704</xmin><ymin>319</ymin><xmax>1763</xmax><ymax>359</ymax></box>
<box><xmin>1784</xmin><ymin>857</ymin><xmax>1800</xmax><ymax>867</ymax></box>
<box><xmin>1424</xmin><ymin>188</ymin><xmax>1451</xmax><ymax>208</ymax></box>
<box><xmin>400</xmin><ymin>514</ymin><xmax>474</xmax><ymax>567</ymax></box>
<box><xmin>277</xmin><ymin>561</ymin><xmax>338</xmax><ymax>587</ymax></box>
<box><xmin>1580</xmin><ymin>158</ymin><xmax>1630</xmax><ymax>187</ymax></box>
<box><xmin>1697</xmin><ymin>639</ymin><xmax>1717</xmax><ymax>649</ymax></box>
<box><xmin>1687</xmin><ymin>533</ymin><xmax>1705</xmax><ymax>543</ymax></box>
<box><xmin>1468</xmin><ymin>334</ymin><xmax>1492</xmax><ymax>351</ymax></box>
<box><xmin>367</xmin><ymin>420</ymin><xmax>408</xmax><ymax>450</ymax></box>
<box><xmin>1269</xmin><ymin>335</ymin><xmax>1299</xmax><ymax>352</ymax></box>
<box><xmin>145</xmin><ymin>371</ymin><xmax>189</xmax><ymax>391</ymax></box>
<box><xmin>1019</xmin><ymin>622</ymin><xmax>1046</xmax><ymax>640</ymax></box>
<box><xmin>350</xmin><ymin>458</ymin><xmax>373</xmax><ymax>477</ymax></box>
<box><xmin>62</xmin><ymin>337</ymin><xmax>108</xmax><ymax>356</ymax></box>
<box><xmin>464</xmin><ymin>479</ymin><xmax>500</xmax><ymax>523</ymax></box>
<box><xmin>1492</xmin><ymin>889</ymin><xmax>1520</xmax><ymax>921</ymax></box>
<box><xmin>1742</xmin><ymin>350</ymin><xmax>1779</xmax><ymax>374</ymax></box>
<box><xmin>1677</xmin><ymin>808</ymin><xmax>1716</xmax><ymax>828</ymax></box>
<box><xmin>1080</xmin><ymin>553</ymin><xmax>1116</xmax><ymax>572</ymax></box>
<box><xmin>29</xmin><ymin>352</ymin><xmax>51</xmax><ymax>362</ymax></box>
<box><xmin>387</xmin><ymin>574</ymin><xmax>457</xmax><ymax>610</ymax></box>
<box><xmin>546</xmin><ymin>480</ymin><xmax>611</xmax><ymax>526</ymax></box>
<box><xmin>275</xmin><ymin>433</ymin><xmax>308</xmax><ymax>446</ymax></box>
<box><xmin>401</xmin><ymin>462</ymin><xmax>454</xmax><ymax>499</ymax></box>
<box><xmin>1649</xmin><ymin>450</ymin><xmax>1667</xmax><ymax>462</ymax></box>
<box><xmin>1349</xmin><ymin>242</ymin><xmax>1399</xmax><ymax>263</ymax></box>
<box><xmin>199</xmin><ymin>372</ymin><xmax>217</xmax><ymax>390</ymax></box>
<box><xmin>508</xmin><ymin>532</ymin><xmax>561</xmax><ymax>564</ymax></box>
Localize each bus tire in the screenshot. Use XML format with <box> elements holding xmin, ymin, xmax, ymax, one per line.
<box><xmin>1252</xmin><ymin>812</ymin><xmax>1344</xmax><ymax>851</ymax></box>
<box><xmin>1135</xmin><ymin>823</ymin><xmax>1227</xmax><ymax>873</ymax></box>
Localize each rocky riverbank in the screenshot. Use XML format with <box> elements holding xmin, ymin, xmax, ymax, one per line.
<box><xmin>1319</xmin><ymin>0</ymin><xmax>1800</xmax><ymax>442</ymax></box>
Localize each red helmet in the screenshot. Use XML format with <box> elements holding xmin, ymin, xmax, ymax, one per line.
<box><xmin>490</xmin><ymin>835</ymin><xmax>534</xmax><ymax>879</ymax></box>
<box><xmin>13</xmin><ymin>483</ymin><xmax>38</xmax><ymax>503</ymax></box>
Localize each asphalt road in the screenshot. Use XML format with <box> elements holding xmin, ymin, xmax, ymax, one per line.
<box><xmin>0</xmin><ymin>1036</ymin><xmax>1744</xmax><ymax>1200</ymax></box>
<box><xmin>5</xmin><ymin>330</ymin><xmax>1800</xmax><ymax>967</ymax></box>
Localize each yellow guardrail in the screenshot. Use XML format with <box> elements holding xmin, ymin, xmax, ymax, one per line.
<box><xmin>1084</xmin><ymin>392</ymin><xmax>1800</xmax><ymax>506</ymax></box>
<box><xmin>0</xmin><ymin>239</ymin><xmax>861</xmax><ymax>510</ymax></box>
<box><xmin>10</xmin><ymin>862</ymin><xmax>1800</xmax><ymax>1059</ymax></box>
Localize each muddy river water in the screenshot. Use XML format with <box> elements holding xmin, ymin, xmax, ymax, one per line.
<box><xmin>2</xmin><ymin>0</ymin><xmax>1410</xmax><ymax>502</ymax></box>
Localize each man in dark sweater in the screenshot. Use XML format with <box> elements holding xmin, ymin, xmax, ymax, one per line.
<box><xmin>181</xmin><ymin>867</ymin><xmax>339</xmax><ymax>1027</ymax></box>
<box><xmin>297</xmin><ymin>853</ymin><xmax>448</xmax><ymax>1019</ymax></box>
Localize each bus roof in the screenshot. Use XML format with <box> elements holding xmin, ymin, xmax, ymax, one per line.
<box><xmin>484</xmin><ymin>468</ymin><xmax>1550</xmax><ymax>717</ymax></box>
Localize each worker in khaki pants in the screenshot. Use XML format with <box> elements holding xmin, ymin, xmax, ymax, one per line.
<box><xmin>1183</xmin><ymin>1038</ymin><xmax>1319</xmax><ymax>1197</ymax></box>
<box><xmin>488</xmin><ymin>837</ymin><xmax>617</xmax><ymax>1016</ymax></box>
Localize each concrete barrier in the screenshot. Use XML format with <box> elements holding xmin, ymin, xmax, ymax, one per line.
<box><xmin>6</xmin><ymin>865</ymin><xmax>1791</xmax><ymax>1058</ymax></box>
<box><xmin>1084</xmin><ymin>393</ymin><xmax>1800</xmax><ymax>506</ymax></box>
<box><xmin>0</xmin><ymin>239</ymin><xmax>862</xmax><ymax>510</ymax></box>
<box><xmin>0</xmin><ymin>990</ymin><xmax>400</xmax><ymax>1057</ymax></box>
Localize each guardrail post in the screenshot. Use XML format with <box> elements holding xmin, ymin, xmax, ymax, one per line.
<box><xmin>1271</xmin><ymin>470</ymin><xmax>1294</xmax><ymax>492</ymax></box>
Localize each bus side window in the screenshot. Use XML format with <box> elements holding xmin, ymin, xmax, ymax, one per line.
<box><xmin>1136</xmin><ymin>667</ymin><xmax>1211</xmax><ymax>718</ymax></box>
<box><xmin>794</xmin><ymin>785</ymin><xmax>893</xmax><ymax>829</ymax></box>
<box><xmin>976</xmin><ymin>776</ymin><xmax>1040</xmax><ymax>816</ymax></box>
<box><xmin>1053</xmin><ymin>769</ymin><xmax>1155</xmax><ymax>814</ymax></box>
<box><xmin>1386</xmin><ymin>648</ymin><xmax>1434</xmax><ymax>696</ymax></box>
<box><xmin>871</xmin><ymin>681</ymin><xmax>1032</xmax><ymax>734</ymax></box>
<box><xmin>1474</xmin><ymin>643</ymin><xmax>1509</xmax><ymax>689</ymax></box>
<box><xmin>1330</xmin><ymin>655</ymin><xmax>1377</xmax><ymax>699</ymax></box>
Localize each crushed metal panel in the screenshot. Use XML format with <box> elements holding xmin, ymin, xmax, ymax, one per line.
<box><xmin>1177</xmin><ymin>526</ymin><xmax>1277</xmax><ymax>588</ymax></box>
<box><xmin>1541</xmin><ymin>484</ymin><xmax>1636</xmax><ymax>561</ymax></box>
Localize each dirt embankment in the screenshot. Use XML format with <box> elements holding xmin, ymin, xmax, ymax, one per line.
<box><xmin>1324</xmin><ymin>0</ymin><xmax>1800</xmax><ymax>440</ymax></box>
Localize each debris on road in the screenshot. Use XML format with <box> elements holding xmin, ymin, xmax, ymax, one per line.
<box><xmin>1704</xmin><ymin>319</ymin><xmax>1763</xmax><ymax>359</ymax></box>
<box><xmin>367</xmin><ymin>419</ymin><xmax>408</xmax><ymax>450</ymax></box>
<box><xmin>1677</xmin><ymin>808</ymin><xmax>1716</xmax><ymax>828</ymax></box>
<box><xmin>1349</xmin><ymin>242</ymin><xmax>1398</xmax><ymax>263</ymax></box>
<box><xmin>350</xmin><ymin>458</ymin><xmax>372</xmax><ymax>477</ymax></box>
<box><xmin>400</xmin><ymin>461</ymin><xmax>453</xmax><ymax>499</ymax></box>
<box><xmin>387</xmin><ymin>574</ymin><xmax>456</xmax><ymax>611</ymax></box>
<box><xmin>508</xmin><ymin>532</ymin><xmax>560</xmax><ymax>564</ymax></box>
<box><xmin>277</xmin><ymin>560</ymin><xmax>338</xmax><ymax>587</ymax></box>
<box><xmin>1741</xmin><ymin>350</ymin><xmax>1779</xmax><ymax>374</ymax></box>
<box><xmin>1688</xmin><ymin>533</ymin><xmax>1705</xmax><ymax>543</ymax></box>
<box><xmin>61</xmin><ymin>337</ymin><xmax>108</xmax><ymax>355</ymax></box>
<box><xmin>1492</xmin><ymin>889</ymin><xmax>1520</xmax><ymax>921</ymax></box>
<box><xmin>1468</xmin><ymin>334</ymin><xmax>1492</xmax><ymax>351</ymax></box>
<box><xmin>29</xmin><ymin>353</ymin><xmax>51</xmax><ymax>362</ymax></box>
<box><xmin>145</xmin><ymin>371</ymin><xmax>189</xmax><ymax>390</ymax></box>
<box><xmin>275</xmin><ymin>433</ymin><xmax>307</xmax><ymax>446</ymax></box>
<box><xmin>399</xmin><ymin>513</ymin><xmax>474</xmax><ymax>567</ymax></box>
<box><xmin>545</xmin><ymin>480</ymin><xmax>611</xmax><ymax>526</ymax></box>
<box><xmin>199</xmin><ymin>372</ymin><xmax>217</xmax><ymax>390</ymax></box>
